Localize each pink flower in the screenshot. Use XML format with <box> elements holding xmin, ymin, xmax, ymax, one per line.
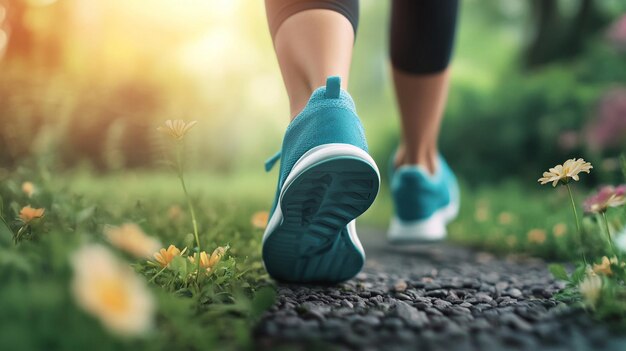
<box><xmin>557</xmin><ymin>131</ymin><xmax>579</xmax><ymax>151</ymax></box>
<box><xmin>607</xmin><ymin>14</ymin><xmax>626</xmax><ymax>50</ymax></box>
<box><xmin>586</xmin><ymin>88</ymin><xmax>626</xmax><ymax>151</ymax></box>
<box><xmin>583</xmin><ymin>185</ymin><xmax>626</xmax><ymax>214</ymax></box>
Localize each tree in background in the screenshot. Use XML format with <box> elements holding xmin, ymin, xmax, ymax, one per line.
<box><xmin>525</xmin><ymin>0</ymin><xmax>609</xmax><ymax>67</ymax></box>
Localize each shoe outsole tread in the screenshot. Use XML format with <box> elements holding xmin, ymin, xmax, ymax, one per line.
<box><xmin>263</xmin><ymin>157</ymin><xmax>379</xmax><ymax>283</ymax></box>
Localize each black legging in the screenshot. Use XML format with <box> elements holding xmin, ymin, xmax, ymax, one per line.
<box><xmin>265</xmin><ymin>0</ymin><xmax>459</xmax><ymax>74</ymax></box>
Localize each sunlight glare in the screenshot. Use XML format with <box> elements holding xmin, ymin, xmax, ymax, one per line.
<box><xmin>26</xmin><ymin>0</ymin><xmax>58</xmax><ymax>6</ymax></box>
<box><xmin>0</xmin><ymin>29</ymin><xmax>7</xmax><ymax>54</ymax></box>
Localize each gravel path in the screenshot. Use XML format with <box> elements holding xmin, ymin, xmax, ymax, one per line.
<box><xmin>254</xmin><ymin>227</ymin><xmax>626</xmax><ymax>351</ymax></box>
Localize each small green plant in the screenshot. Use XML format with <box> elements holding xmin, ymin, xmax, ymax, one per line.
<box><xmin>543</xmin><ymin>156</ymin><xmax>626</xmax><ymax>327</ymax></box>
<box><xmin>0</xmin><ymin>130</ymin><xmax>276</xmax><ymax>349</ymax></box>
<box><xmin>157</xmin><ymin>119</ymin><xmax>206</xmax><ymax>280</ymax></box>
<box><xmin>538</xmin><ymin>157</ymin><xmax>593</xmax><ymax>263</ymax></box>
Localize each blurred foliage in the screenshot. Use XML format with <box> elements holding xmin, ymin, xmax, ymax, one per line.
<box><xmin>0</xmin><ymin>0</ymin><xmax>625</xmax><ymax>183</ymax></box>
<box><xmin>0</xmin><ymin>0</ymin><xmax>284</xmax><ymax>173</ymax></box>
<box><xmin>2</xmin><ymin>0</ymin><xmax>625</xmax><ymax>347</ymax></box>
<box><xmin>545</xmin><ymin>156</ymin><xmax>626</xmax><ymax>329</ymax></box>
<box><xmin>438</xmin><ymin>38</ymin><xmax>626</xmax><ymax>185</ymax></box>
<box><xmin>365</xmin><ymin>177</ymin><xmax>625</xmax><ymax>261</ymax></box>
<box><xmin>0</xmin><ymin>162</ymin><xmax>275</xmax><ymax>350</ymax></box>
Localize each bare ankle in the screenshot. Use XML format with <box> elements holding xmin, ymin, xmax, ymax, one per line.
<box><xmin>395</xmin><ymin>146</ymin><xmax>438</xmax><ymax>175</ymax></box>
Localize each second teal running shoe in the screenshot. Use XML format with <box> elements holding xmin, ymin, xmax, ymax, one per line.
<box><xmin>262</xmin><ymin>76</ymin><xmax>380</xmax><ymax>283</ymax></box>
<box><xmin>388</xmin><ymin>154</ymin><xmax>460</xmax><ymax>243</ymax></box>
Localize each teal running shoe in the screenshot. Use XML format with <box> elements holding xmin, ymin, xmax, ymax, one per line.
<box><xmin>262</xmin><ymin>76</ymin><xmax>380</xmax><ymax>283</ymax></box>
<box><xmin>388</xmin><ymin>154</ymin><xmax>460</xmax><ymax>243</ymax></box>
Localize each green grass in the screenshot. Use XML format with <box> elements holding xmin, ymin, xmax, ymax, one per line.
<box><xmin>0</xmin><ymin>167</ymin><xmax>276</xmax><ymax>351</ymax></box>
<box><xmin>63</xmin><ymin>168</ymin><xmax>616</xmax><ymax>263</ymax></box>
<box><xmin>365</xmin><ymin>176</ymin><xmax>623</xmax><ymax>261</ymax></box>
<box><xmin>2</xmin><ymin>163</ymin><xmax>625</xmax><ymax>350</ymax></box>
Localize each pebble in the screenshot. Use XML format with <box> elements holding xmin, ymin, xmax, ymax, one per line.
<box><xmin>382</xmin><ymin>317</ymin><xmax>404</xmax><ymax>330</ymax></box>
<box><xmin>425</xmin><ymin>290</ymin><xmax>448</xmax><ymax>298</ymax></box>
<box><xmin>425</xmin><ymin>307</ymin><xmax>444</xmax><ymax>316</ymax></box>
<box><xmin>394</xmin><ymin>301</ymin><xmax>429</xmax><ymax>328</ymax></box>
<box><xmin>506</xmin><ymin>288</ymin><xmax>523</xmax><ymax>298</ymax></box>
<box><xmin>341</xmin><ymin>300</ymin><xmax>354</xmax><ymax>309</ymax></box>
<box><xmin>501</xmin><ymin>313</ymin><xmax>534</xmax><ymax>332</ymax></box>
<box><xmin>396</xmin><ymin>292</ymin><xmax>412</xmax><ymax>301</ymax></box>
<box><xmin>302</xmin><ymin>309</ymin><xmax>324</xmax><ymax>321</ymax></box>
<box><xmin>255</xmin><ymin>235</ymin><xmax>612</xmax><ymax>350</ymax></box>
<box><xmin>475</xmin><ymin>292</ymin><xmax>493</xmax><ymax>303</ymax></box>
<box><xmin>433</xmin><ymin>299</ymin><xmax>452</xmax><ymax>308</ymax></box>
<box><xmin>394</xmin><ymin>280</ymin><xmax>408</xmax><ymax>292</ymax></box>
<box><xmin>425</xmin><ymin>283</ymin><xmax>442</xmax><ymax>290</ymax></box>
<box><xmin>446</xmin><ymin>306</ymin><xmax>472</xmax><ymax>316</ymax></box>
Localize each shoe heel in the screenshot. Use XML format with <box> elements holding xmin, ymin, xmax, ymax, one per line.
<box><xmin>387</xmin><ymin>210</ymin><xmax>447</xmax><ymax>244</ymax></box>
<box><xmin>263</xmin><ymin>144</ymin><xmax>380</xmax><ymax>283</ymax></box>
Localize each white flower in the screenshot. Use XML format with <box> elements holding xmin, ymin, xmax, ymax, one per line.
<box><xmin>104</xmin><ymin>223</ymin><xmax>162</xmax><ymax>259</ymax></box>
<box><xmin>578</xmin><ymin>273</ymin><xmax>602</xmax><ymax>308</ymax></box>
<box><xmin>71</xmin><ymin>244</ymin><xmax>155</xmax><ymax>336</ymax></box>
<box><xmin>157</xmin><ymin>119</ymin><xmax>197</xmax><ymax>141</ymax></box>
<box><xmin>538</xmin><ymin>158</ymin><xmax>592</xmax><ymax>187</ymax></box>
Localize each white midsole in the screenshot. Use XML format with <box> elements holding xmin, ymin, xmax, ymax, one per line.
<box><xmin>263</xmin><ymin>143</ymin><xmax>380</xmax><ymax>257</ymax></box>
<box><xmin>387</xmin><ymin>198</ymin><xmax>459</xmax><ymax>242</ymax></box>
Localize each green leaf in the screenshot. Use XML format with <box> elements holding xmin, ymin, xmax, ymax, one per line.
<box><xmin>76</xmin><ymin>206</ymin><xmax>97</xmax><ymax>223</ymax></box>
<box><xmin>570</xmin><ymin>263</ymin><xmax>587</xmax><ymax>283</ymax></box>
<box><xmin>170</xmin><ymin>255</ymin><xmax>189</xmax><ymax>278</ymax></box>
<box><xmin>0</xmin><ymin>248</ymin><xmax>32</xmax><ymax>274</ymax></box>
<box><xmin>0</xmin><ymin>211</ymin><xmax>13</xmax><ymax>246</ymax></box>
<box><xmin>250</xmin><ymin>286</ymin><xmax>276</xmax><ymax>319</ymax></box>
<box><xmin>549</xmin><ymin>263</ymin><xmax>570</xmax><ymax>281</ymax></box>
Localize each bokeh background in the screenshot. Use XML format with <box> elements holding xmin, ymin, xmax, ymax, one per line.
<box><xmin>3</xmin><ymin>2</ymin><xmax>626</xmax><ymax>348</ymax></box>
<box><xmin>1</xmin><ymin>0</ymin><xmax>626</xmax><ymax>219</ymax></box>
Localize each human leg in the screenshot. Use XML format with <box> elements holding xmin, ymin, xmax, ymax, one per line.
<box><xmin>389</xmin><ymin>0</ymin><xmax>459</xmax><ymax>174</ymax></box>
<box><xmin>265</xmin><ymin>0</ymin><xmax>358</xmax><ymax>118</ymax></box>
<box><xmin>387</xmin><ymin>0</ymin><xmax>460</xmax><ymax>242</ymax></box>
<box><xmin>262</xmin><ymin>1</ymin><xmax>380</xmax><ymax>283</ymax></box>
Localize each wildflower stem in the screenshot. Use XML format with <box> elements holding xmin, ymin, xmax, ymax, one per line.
<box><xmin>14</xmin><ymin>225</ymin><xmax>27</xmax><ymax>244</ymax></box>
<box><xmin>149</xmin><ymin>265</ymin><xmax>169</xmax><ymax>283</ymax></box>
<box><xmin>601</xmin><ymin>211</ymin><xmax>619</xmax><ymax>258</ymax></box>
<box><xmin>175</xmin><ymin>144</ymin><xmax>202</xmax><ymax>278</ymax></box>
<box><xmin>566</xmin><ymin>183</ymin><xmax>587</xmax><ymax>264</ymax></box>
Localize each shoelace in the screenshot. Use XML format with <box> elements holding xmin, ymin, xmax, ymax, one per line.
<box><xmin>265</xmin><ymin>150</ymin><xmax>281</xmax><ymax>172</ymax></box>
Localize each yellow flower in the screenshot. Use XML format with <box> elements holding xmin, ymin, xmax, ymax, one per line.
<box><xmin>474</xmin><ymin>207</ymin><xmax>489</xmax><ymax>222</ymax></box>
<box><xmin>188</xmin><ymin>246</ymin><xmax>228</xmax><ymax>273</ymax></box>
<box><xmin>153</xmin><ymin>245</ymin><xmax>182</xmax><ymax>267</ymax></box>
<box><xmin>157</xmin><ymin>119</ymin><xmax>197</xmax><ymax>141</ymax></box>
<box><xmin>538</xmin><ymin>158</ymin><xmax>592</xmax><ymax>187</ymax></box>
<box><xmin>167</xmin><ymin>205</ymin><xmax>183</xmax><ymax>220</ymax></box>
<box><xmin>527</xmin><ymin>229</ymin><xmax>547</xmax><ymax>244</ymax></box>
<box><xmin>19</xmin><ymin>205</ymin><xmax>45</xmax><ymax>223</ymax></box>
<box><xmin>578</xmin><ymin>272</ymin><xmax>602</xmax><ymax>308</ymax></box>
<box><xmin>251</xmin><ymin>211</ymin><xmax>269</xmax><ymax>229</ymax></box>
<box><xmin>552</xmin><ymin>223</ymin><xmax>567</xmax><ymax>237</ymax></box>
<box><xmin>498</xmin><ymin>212</ymin><xmax>513</xmax><ymax>225</ymax></box>
<box><xmin>104</xmin><ymin>224</ymin><xmax>162</xmax><ymax>259</ymax></box>
<box><xmin>22</xmin><ymin>182</ymin><xmax>35</xmax><ymax>197</ymax></box>
<box><xmin>593</xmin><ymin>256</ymin><xmax>613</xmax><ymax>276</ymax></box>
<box><xmin>609</xmin><ymin>256</ymin><xmax>626</xmax><ymax>267</ymax></box>
<box><xmin>71</xmin><ymin>244</ymin><xmax>155</xmax><ymax>336</ymax></box>
<box><xmin>506</xmin><ymin>235</ymin><xmax>517</xmax><ymax>247</ymax></box>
